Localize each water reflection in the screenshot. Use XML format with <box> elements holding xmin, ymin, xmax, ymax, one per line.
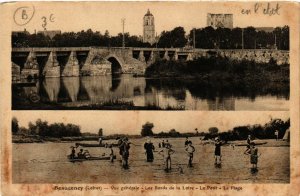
<box><xmin>12</xmin><ymin>75</ymin><xmax>289</xmax><ymax>110</ymax></box>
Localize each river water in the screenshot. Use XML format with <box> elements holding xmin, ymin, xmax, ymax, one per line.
<box><xmin>12</xmin><ymin>138</ymin><xmax>289</xmax><ymax>183</ymax></box>
<box><xmin>12</xmin><ymin>75</ymin><xmax>289</xmax><ymax>110</ymax></box>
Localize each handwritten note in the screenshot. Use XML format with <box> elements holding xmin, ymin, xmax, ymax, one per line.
<box><xmin>13</xmin><ymin>6</ymin><xmax>35</xmax><ymax>26</ymax></box>
<box><xmin>14</xmin><ymin>5</ymin><xmax>55</xmax><ymax>30</ymax></box>
<box><xmin>241</xmin><ymin>3</ymin><xmax>281</xmax><ymax>16</ymax></box>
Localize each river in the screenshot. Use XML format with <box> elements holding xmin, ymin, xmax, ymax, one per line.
<box><xmin>12</xmin><ymin>75</ymin><xmax>289</xmax><ymax>110</ymax></box>
<box><xmin>12</xmin><ymin>138</ymin><xmax>289</xmax><ymax>183</ymax></box>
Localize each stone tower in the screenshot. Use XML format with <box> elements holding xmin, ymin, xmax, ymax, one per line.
<box><xmin>143</xmin><ymin>9</ymin><xmax>155</xmax><ymax>45</ymax></box>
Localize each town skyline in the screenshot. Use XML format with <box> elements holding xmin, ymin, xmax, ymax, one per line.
<box><xmin>12</xmin><ymin>2</ymin><xmax>289</xmax><ymax>36</ymax></box>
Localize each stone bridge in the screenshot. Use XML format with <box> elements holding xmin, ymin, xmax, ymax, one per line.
<box><xmin>11</xmin><ymin>47</ymin><xmax>289</xmax><ymax>79</ymax></box>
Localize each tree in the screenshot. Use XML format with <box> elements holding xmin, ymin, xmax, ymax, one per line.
<box><xmin>208</xmin><ymin>127</ymin><xmax>219</xmax><ymax>135</ymax></box>
<box><xmin>141</xmin><ymin>122</ymin><xmax>154</xmax><ymax>136</ymax></box>
<box><xmin>12</xmin><ymin>117</ymin><xmax>19</xmax><ymax>134</ymax></box>
<box><xmin>98</xmin><ymin>128</ymin><xmax>103</xmax><ymax>136</ymax></box>
<box><xmin>158</xmin><ymin>27</ymin><xmax>187</xmax><ymax>48</ymax></box>
<box><xmin>168</xmin><ymin>129</ymin><xmax>180</xmax><ymax>137</ymax></box>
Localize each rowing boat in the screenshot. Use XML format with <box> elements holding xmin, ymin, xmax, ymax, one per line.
<box><xmin>68</xmin><ymin>155</ymin><xmax>116</xmax><ymax>162</ymax></box>
<box><xmin>75</xmin><ymin>142</ymin><xmax>119</xmax><ymax>147</ymax></box>
<box><xmin>234</xmin><ymin>142</ymin><xmax>268</xmax><ymax>146</ymax></box>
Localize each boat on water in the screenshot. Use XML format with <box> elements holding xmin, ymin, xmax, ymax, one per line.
<box><xmin>75</xmin><ymin>142</ymin><xmax>119</xmax><ymax>147</ymax></box>
<box><xmin>67</xmin><ymin>155</ymin><xmax>116</xmax><ymax>162</ymax></box>
<box><xmin>234</xmin><ymin>141</ymin><xmax>268</xmax><ymax>146</ymax></box>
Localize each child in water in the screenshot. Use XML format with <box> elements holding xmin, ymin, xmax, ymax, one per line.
<box><xmin>159</xmin><ymin>143</ymin><xmax>175</xmax><ymax>171</ymax></box>
<box><xmin>244</xmin><ymin>142</ymin><xmax>260</xmax><ymax>170</ymax></box>
<box><xmin>185</xmin><ymin>141</ymin><xmax>195</xmax><ymax>167</ymax></box>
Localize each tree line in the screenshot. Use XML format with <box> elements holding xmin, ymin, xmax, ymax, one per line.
<box><xmin>12</xmin><ymin>117</ymin><xmax>81</xmax><ymax>137</ymax></box>
<box><xmin>140</xmin><ymin>118</ymin><xmax>290</xmax><ymax>141</ymax></box>
<box><xmin>12</xmin><ymin>26</ymin><xmax>289</xmax><ymax>50</ymax></box>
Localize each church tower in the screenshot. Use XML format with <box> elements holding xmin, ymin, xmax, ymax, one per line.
<box><xmin>143</xmin><ymin>9</ymin><xmax>155</xmax><ymax>45</ymax></box>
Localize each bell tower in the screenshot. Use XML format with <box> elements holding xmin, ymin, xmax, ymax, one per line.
<box><xmin>143</xmin><ymin>9</ymin><xmax>155</xmax><ymax>45</ymax></box>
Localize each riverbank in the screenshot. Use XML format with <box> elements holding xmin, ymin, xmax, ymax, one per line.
<box><xmin>12</xmin><ymin>100</ymin><xmax>185</xmax><ymax>110</ymax></box>
<box><xmin>12</xmin><ymin>134</ymin><xmax>98</xmax><ymax>143</ymax></box>
<box><xmin>145</xmin><ymin>57</ymin><xmax>289</xmax><ymax>84</ymax></box>
<box><xmin>12</xmin><ymin>134</ymin><xmax>290</xmax><ymax>147</ymax></box>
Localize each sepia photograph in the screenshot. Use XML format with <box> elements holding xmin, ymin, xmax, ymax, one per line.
<box><xmin>1</xmin><ymin>1</ymin><xmax>300</xmax><ymax>196</ymax></box>
<box><xmin>11</xmin><ymin>111</ymin><xmax>290</xmax><ymax>184</ymax></box>
<box><xmin>11</xmin><ymin>2</ymin><xmax>289</xmax><ymax>110</ymax></box>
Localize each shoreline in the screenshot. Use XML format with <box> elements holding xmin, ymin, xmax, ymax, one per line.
<box><xmin>12</xmin><ymin>135</ymin><xmax>290</xmax><ymax>147</ymax></box>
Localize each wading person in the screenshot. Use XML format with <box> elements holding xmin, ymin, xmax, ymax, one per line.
<box><xmin>244</xmin><ymin>142</ymin><xmax>260</xmax><ymax>170</ymax></box>
<box><xmin>214</xmin><ymin>138</ymin><xmax>223</xmax><ymax>165</ymax></box>
<box><xmin>144</xmin><ymin>139</ymin><xmax>155</xmax><ymax>162</ymax></box>
<box><xmin>185</xmin><ymin>141</ymin><xmax>195</xmax><ymax>167</ymax></box>
<box><xmin>247</xmin><ymin>135</ymin><xmax>252</xmax><ymax>145</ymax></box>
<box><xmin>98</xmin><ymin>137</ymin><xmax>103</xmax><ymax>145</ymax></box>
<box><xmin>109</xmin><ymin>145</ymin><xmax>115</xmax><ymax>163</ymax></box>
<box><xmin>162</xmin><ymin>140</ymin><xmax>165</xmax><ymax>148</ymax></box>
<box><xmin>69</xmin><ymin>146</ymin><xmax>77</xmax><ymax>159</ymax></box>
<box><xmin>159</xmin><ymin>143</ymin><xmax>175</xmax><ymax>171</ymax></box>
<box><xmin>117</xmin><ymin>137</ymin><xmax>124</xmax><ymax>161</ymax></box>
<box><xmin>184</xmin><ymin>137</ymin><xmax>190</xmax><ymax>147</ymax></box>
<box><xmin>119</xmin><ymin>137</ymin><xmax>131</xmax><ymax>169</ymax></box>
<box><xmin>275</xmin><ymin>130</ymin><xmax>279</xmax><ymax>141</ymax></box>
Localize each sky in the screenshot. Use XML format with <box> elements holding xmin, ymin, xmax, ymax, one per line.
<box><xmin>10</xmin><ymin>2</ymin><xmax>291</xmax><ymax>36</ymax></box>
<box><xmin>12</xmin><ymin>111</ymin><xmax>289</xmax><ymax>135</ymax></box>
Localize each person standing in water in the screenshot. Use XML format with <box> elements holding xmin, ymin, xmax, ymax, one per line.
<box><xmin>159</xmin><ymin>143</ymin><xmax>175</xmax><ymax>171</ymax></box>
<box><xmin>109</xmin><ymin>144</ymin><xmax>115</xmax><ymax>163</ymax></box>
<box><xmin>247</xmin><ymin>135</ymin><xmax>252</xmax><ymax>145</ymax></box>
<box><xmin>184</xmin><ymin>137</ymin><xmax>191</xmax><ymax>147</ymax></box>
<box><xmin>119</xmin><ymin>137</ymin><xmax>131</xmax><ymax>169</ymax></box>
<box><xmin>214</xmin><ymin>137</ymin><xmax>223</xmax><ymax>165</ymax></box>
<box><xmin>185</xmin><ymin>141</ymin><xmax>195</xmax><ymax>167</ymax></box>
<box><xmin>275</xmin><ymin>130</ymin><xmax>279</xmax><ymax>141</ymax></box>
<box><xmin>244</xmin><ymin>142</ymin><xmax>260</xmax><ymax>170</ymax></box>
<box><xmin>69</xmin><ymin>146</ymin><xmax>78</xmax><ymax>159</ymax></box>
<box><xmin>144</xmin><ymin>139</ymin><xmax>155</xmax><ymax>162</ymax></box>
<box><xmin>162</xmin><ymin>140</ymin><xmax>165</xmax><ymax>148</ymax></box>
<box><xmin>98</xmin><ymin>137</ymin><xmax>103</xmax><ymax>145</ymax></box>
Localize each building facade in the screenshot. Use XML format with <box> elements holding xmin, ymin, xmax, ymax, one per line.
<box><xmin>143</xmin><ymin>9</ymin><xmax>155</xmax><ymax>45</ymax></box>
<box><xmin>207</xmin><ymin>14</ymin><xmax>233</xmax><ymax>29</ymax></box>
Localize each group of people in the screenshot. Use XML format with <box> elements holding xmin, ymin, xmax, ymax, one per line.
<box><xmin>69</xmin><ymin>135</ymin><xmax>261</xmax><ymax>172</ymax></box>
<box><xmin>69</xmin><ymin>146</ymin><xmax>91</xmax><ymax>159</ymax></box>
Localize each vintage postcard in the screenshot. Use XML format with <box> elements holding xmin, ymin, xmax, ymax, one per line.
<box><xmin>1</xmin><ymin>1</ymin><xmax>300</xmax><ymax>196</ymax></box>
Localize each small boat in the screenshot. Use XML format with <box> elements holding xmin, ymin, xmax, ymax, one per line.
<box><xmin>234</xmin><ymin>142</ymin><xmax>268</xmax><ymax>146</ymax></box>
<box><xmin>68</xmin><ymin>155</ymin><xmax>116</xmax><ymax>162</ymax></box>
<box><xmin>75</xmin><ymin>142</ymin><xmax>119</xmax><ymax>147</ymax></box>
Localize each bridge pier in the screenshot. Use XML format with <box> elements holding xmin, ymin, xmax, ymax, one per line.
<box><xmin>21</xmin><ymin>51</ymin><xmax>39</xmax><ymax>79</ymax></box>
<box><xmin>186</xmin><ymin>53</ymin><xmax>194</xmax><ymax>61</ymax></box>
<box><xmin>138</xmin><ymin>51</ymin><xmax>145</xmax><ymax>62</ymax></box>
<box><xmin>61</xmin><ymin>51</ymin><xmax>80</xmax><ymax>77</ymax></box>
<box><xmin>173</xmin><ymin>51</ymin><xmax>178</xmax><ymax>61</ymax></box>
<box><xmin>42</xmin><ymin>51</ymin><xmax>60</xmax><ymax>78</ymax></box>
<box><xmin>163</xmin><ymin>51</ymin><xmax>170</xmax><ymax>60</ymax></box>
<box><xmin>12</xmin><ymin>62</ymin><xmax>20</xmax><ymax>81</ymax></box>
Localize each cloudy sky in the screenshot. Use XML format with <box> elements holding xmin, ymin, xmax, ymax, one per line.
<box><xmin>12</xmin><ymin>111</ymin><xmax>289</xmax><ymax>135</ymax></box>
<box><xmin>10</xmin><ymin>2</ymin><xmax>290</xmax><ymax>36</ymax></box>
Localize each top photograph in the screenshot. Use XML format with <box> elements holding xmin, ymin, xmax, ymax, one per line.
<box><xmin>11</xmin><ymin>2</ymin><xmax>289</xmax><ymax>110</ymax></box>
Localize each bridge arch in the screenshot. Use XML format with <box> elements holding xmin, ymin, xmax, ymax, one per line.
<box><xmin>106</xmin><ymin>55</ymin><xmax>123</xmax><ymax>74</ymax></box>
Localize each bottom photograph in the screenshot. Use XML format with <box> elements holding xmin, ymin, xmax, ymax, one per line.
<box><xmin>11</xmin><ymin>111</ymin><xmax>290</xmax><ymax>184</ymax></box>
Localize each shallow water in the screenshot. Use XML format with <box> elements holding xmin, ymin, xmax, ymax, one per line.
<box><xmin>12</xmin><ymin>138</ymin><xmax>289</xmax><ymax>183</ymax></box>
<box><xmin>12</xmin><ymin>75</ymin><xmax>289</xmax><ymax>110</ymax></box>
